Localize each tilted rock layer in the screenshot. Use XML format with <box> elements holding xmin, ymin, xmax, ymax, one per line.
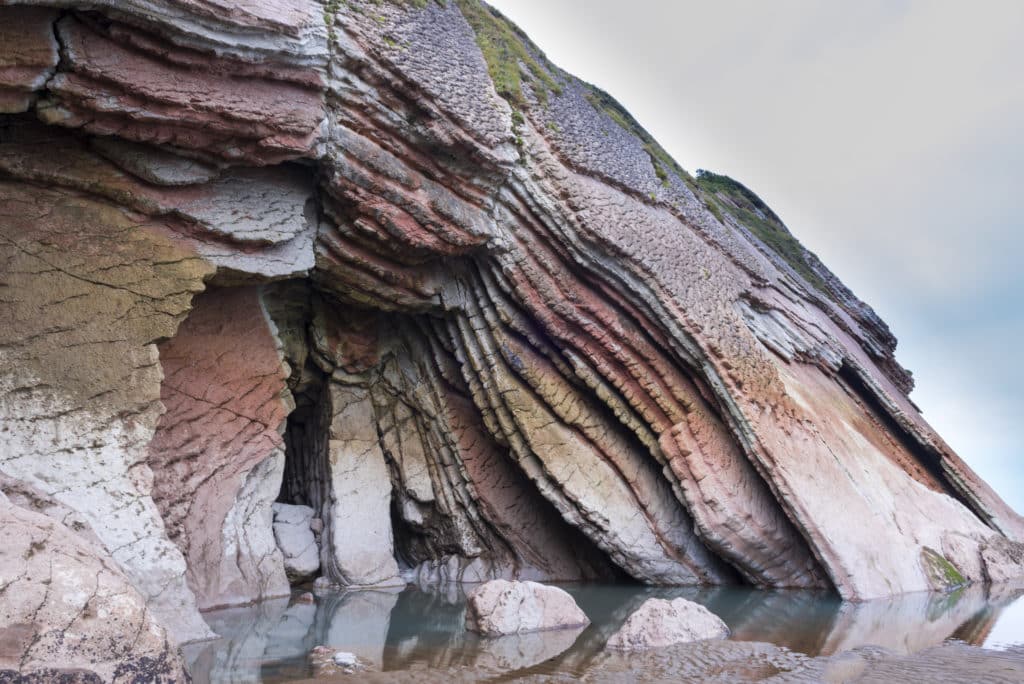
<box><xmin>1</xmin><ymin>0</ymin><xmax>1022</xmax><ymax>669</ymax></box>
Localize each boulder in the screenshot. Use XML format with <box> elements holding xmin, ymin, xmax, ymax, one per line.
<box><xmin>0</xmin><ymin>494</ymin><xmax>188</xmax><ymax>682</ymax></box>
<box><xmin>273</xmin><ymin>502</ymin><xmax>321</xmax><ymax>583</ymax></box>
<box><xmin>464</xmin><ymin>580</ymin><xmax>590</xmax><ymax>636</ymax></box>
<box><xmin>605</xmin><ymin>598</ymin><xmax>730</xmax><ymax>651</ymax></box>
<box><xmin>981</xmin><ymin>536</ymin><xmax>1024</xmax><ymax>583</ymax></box>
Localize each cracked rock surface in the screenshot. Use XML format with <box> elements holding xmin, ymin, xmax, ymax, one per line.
<box><xmin>465</xmin><ymin>580</ymin><xmax>590</xmax><ymax>636</ymax></box>
<box><xmin>0</xmin><ymin>491</ymin><xmax>188</xmax><ymax>682</ymax></box>
<box><xmin>0</xmin><ymin>0</ymin><xmax>1022</xmax><ymax>670</ymax></box>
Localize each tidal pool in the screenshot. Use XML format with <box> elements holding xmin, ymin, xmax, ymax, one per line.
<box><xmin>184</xmin><ymin>581</ymin><xmax>1024</xmax><ymax>682</ymax></box>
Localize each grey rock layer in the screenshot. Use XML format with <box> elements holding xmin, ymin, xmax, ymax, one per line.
<box><xmin>273</xmin><ymin>502</ymin><xmax>321</xmax><ymax>582</ymax></box>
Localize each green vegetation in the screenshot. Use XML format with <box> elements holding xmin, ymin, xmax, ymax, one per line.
<box><xmin>695</xmin><ymin>169</ymin><xmax>829</xmax><ymax>293</ymax></box>
<box><xmin>652</xmin><ymin>160</ymin><xmax>669</xmax><ymax>187</ymax></box>
<box><xmin>327</xmin><ymin>1</ymin><xmax>444</xmax><ymax>44</ymax></box>
<box><xmin>323</xmin><ymin>0</ymin><xmax>343</xmax><ymax>43</ymax></box>
<box><xmin>400</xmin><ymin>0</ymin><xmax>445</xmax><ymax>7</ymax></box>
<box><xmin>582</xmin><ymin>85</ymin><xmax>689</xmax><ymax>189</ymax></box>
<box><xmin>377</xmin><ymin>0</ymin><xmax>438</xmax><ymax>7</ymax></box>
<box><xmin>703</xmin><ymin>194</ymin><xmax>724</xmax><ymax>223</ymax></box>
<box><xmin>921</xmin><ymin>547</ymin><xmax>967</xmax><ymax>589</ymax></box>
<box><xmin>454</xmin><ymin>0</ymin><xmax>562</xmax><ymax>105</ymax></box>
<box><xmin>449</xmin><ymin>1</ymin><xmax>830</xmax><ymax>300</ymax></box>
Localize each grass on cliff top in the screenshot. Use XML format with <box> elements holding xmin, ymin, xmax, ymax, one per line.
<box><xmin>695</xmin><ymin>170</ymin><xmax>830</xmax><ymax>294</ymax></box>
<box><xmin>452</xmin><ymin>2</ymin><xmax>831</xmax><ymax>300</ymax></box>
<box><xmin>456</xmin><ymin>0</ymin><xmax>686</xmax><ymax>191</ymax></box>
<box><xmin>582</xmin><ymin>85</ymin><xmax>689</xmax><ymax>188</ymax></box>
<box><xmin>454</xmin><ymin>0</ymin><xmax>562</xmax><ymax>106</ymax></box>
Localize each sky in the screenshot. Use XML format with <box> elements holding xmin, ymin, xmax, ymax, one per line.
<box><xmin>486</xmin><ymin>0</ymin><xmax>1024</xmax><ymax>513</ymax></box>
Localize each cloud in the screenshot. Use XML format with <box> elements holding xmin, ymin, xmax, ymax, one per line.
<box><xmin>487</xmin><ymin>0</ymin><xmax>1024</xmax><ymax>513</ymax></box>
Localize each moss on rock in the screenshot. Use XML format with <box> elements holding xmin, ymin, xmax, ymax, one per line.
<box><xmin>921</xmin><ymin>546</ymin><xmax>967</xmax><ymax>590</ymax></box>
<box><xmin>695</xmin><ymin>169</ymin><xmax>830</xmax><ymax>294</ymax></box>
<box><xmin>455</xmin><ymin>0</ymin><xmax>561</xmax><ymax>105</ymax></box>
<box><xmin>582</xmin><ymin>85</ymin><xmax>689</xmax><ymax>187</ymax></box>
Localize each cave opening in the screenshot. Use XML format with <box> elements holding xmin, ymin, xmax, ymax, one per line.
<box><xmin>272</xmin><ymin>367</ymin><xmax>331</xmax><ymax>587</ymax></box>
<box><xmin>259</xmin><ymin>281</ymin><xmax>336</xmax><ymax>586</ymax></box>
<box><xmin>277</xmin><ymin>378</ymin><xmax>328</xmax><ymax>510</ymax></box>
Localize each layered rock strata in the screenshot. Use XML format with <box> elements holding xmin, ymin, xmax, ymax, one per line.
<box><xmin>0</xmin><ymin>0</ymin><xmax>1022</xmax><ymax>661</ymax></box>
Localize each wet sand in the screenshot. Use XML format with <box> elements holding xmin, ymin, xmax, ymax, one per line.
<box><xmin>286</xmin><ymin>641</ymin><xmax>1024</xmax><ymax>683</ymax></box>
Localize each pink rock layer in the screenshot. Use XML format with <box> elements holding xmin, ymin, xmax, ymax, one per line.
<box><xmin>148</xmin><ymin>286</ymin><xmax>292</xmax><ymax>610</ymax></box>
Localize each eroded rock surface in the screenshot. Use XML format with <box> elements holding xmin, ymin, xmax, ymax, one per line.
<box><xmin>147</xmin><ymin>286</ymin><xmax>292</xmax><ymax>610</ymax></box>
<box><xmin>0</xmin><ymin>0</ymin><xmax>1022</xmax><ymax>668</ymax></box>
<box><xmin>0</xmin><ymin>179</ymin><xmax>214</xmax><ymax>643</ymax></box>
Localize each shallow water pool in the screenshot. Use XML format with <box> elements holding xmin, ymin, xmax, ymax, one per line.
<box><xmin>183</xmin><ymin>581</ymin><xmax>1024</xmax><ymax>682</ymax></box>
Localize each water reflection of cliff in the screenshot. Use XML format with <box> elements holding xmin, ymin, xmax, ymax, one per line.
<box><xmin>183</xmin><ymin>581</ymin><xmax>1024</xmax><ymax>683</ymax></box>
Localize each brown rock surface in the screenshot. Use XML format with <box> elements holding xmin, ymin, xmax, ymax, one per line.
<box><xmin>0</xmin><ymin>7</ymin><xmax>58</xmax><ymax>113</ymax></box>
<box><xmin>37</xmin><ymin>9</ymin><xmax>327</xmax><ymax>165</ymax></box>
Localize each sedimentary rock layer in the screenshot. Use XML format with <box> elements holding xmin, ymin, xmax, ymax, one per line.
<box><xmin>1</xmin><ymin>0</ymin><xmax>1022</xmax><ymax>660</ymax></box>
<box><xmin>147</xmin><ymin>286</ymin><xmax>292</xmax><ymax>610</ymax></box>
<box><xmin>0</xmin><ymin>178</ymin><xmax>214</xmax><ymax>643</ymax></box>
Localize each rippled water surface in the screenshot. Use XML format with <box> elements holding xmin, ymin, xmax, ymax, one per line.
<box><xmin>184</xmin><ymin>582</ymin><xmax>1024</xmax><ymax>682</ymax></box>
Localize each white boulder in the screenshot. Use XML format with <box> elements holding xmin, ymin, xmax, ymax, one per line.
<box><xmin>272</xmin><ymin>502</ymin><xmax>320</xmax><ymax>582</ymax></box>
<box><xmin>309</xmin><ymin>646</ymin><xmax>368</xmax><ymax>676</ymax></box>
<box><xmin>464</xmin><ymin>580</ymin><xmax>589</xmax><ymax>636</ymax></box>
<box><xmin>605</xmin><ymin>597</ymin><xmax>729</xmax><ymax>651</ymax></box>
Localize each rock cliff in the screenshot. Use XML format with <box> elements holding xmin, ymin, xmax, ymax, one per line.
<box><xmin>1</xmin><ymin>0</ymin><xmax>1022</xmax><ymax>674</ymax></box>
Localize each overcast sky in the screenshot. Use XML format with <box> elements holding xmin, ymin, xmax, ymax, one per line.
<box><xmin>486</xmin><ymin>0</ymin><xmax>1024</xmax><ymax>513</ymax></box>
